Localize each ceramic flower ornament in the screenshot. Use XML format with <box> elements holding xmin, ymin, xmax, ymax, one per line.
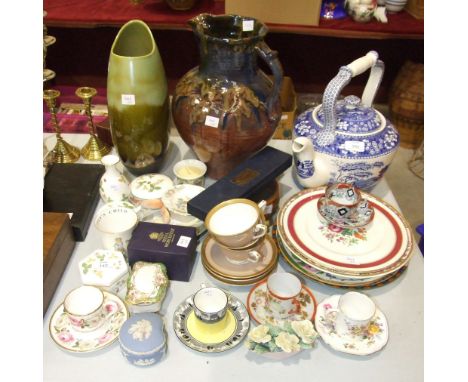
<box><xmin>246</xmin><ymin>320</ymin><xmax>318</xmax><ymax>359</ymax></box>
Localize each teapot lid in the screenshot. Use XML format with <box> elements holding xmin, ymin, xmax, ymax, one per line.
<box><xmin>317</xmin><ymin>95</ymin><xmax>382</xmax><ymax>133</ymax></box>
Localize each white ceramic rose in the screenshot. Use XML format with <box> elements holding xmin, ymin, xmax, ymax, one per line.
<box><xmin>274</xmin><ymin>332</ymin><xmax>301</xmax><ymax>353</ymax></box>
<box><xmin>291</xmin><ymin>320</ymin><xmax>318</xmax><ymax>344</ymax></box>
<box><xmin>248</xmin><ymin>325</ymin><xmax>272</xmax><ymax>344</ymax></box>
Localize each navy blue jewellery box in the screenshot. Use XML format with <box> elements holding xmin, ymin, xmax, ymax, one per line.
<box><xmin>127</xmin><ymin>222</ymin><xmax>198</xmax><ymax>282</ymax></box>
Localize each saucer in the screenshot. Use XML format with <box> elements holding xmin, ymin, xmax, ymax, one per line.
<box><xmin>173</xmin><ymin>293</ymin><xmax>250</xmax><ymax>353</ymax></box>
<box><xmin>201</xmin><ymin>235</ymin><xmax>278</xmax><ymax>281</ymax></box>
<box><xmin>246</xmin><ymin>280</ymin><xmax>317</xmax><ymax>326</ymax></box>
<box><xmin>49</xmin><ymin>291</ymin><xmax>129</xmax><ymax>353</ymax></box>
<box><xmin>315</xmin><ymin>295</ymin><xmax>389</xmax><ymax>356</ymax></box>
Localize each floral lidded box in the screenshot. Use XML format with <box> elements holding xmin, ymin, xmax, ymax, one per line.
<box><xmin>119</xmin><ymin>312</ymin><xmax>166</xmax><ymax>367</ymax></box>
<box><xmin>125</xmin><ymin>261</ymin><xmax>169</xmax><ymax>313</ymax></box>
<box><xmin>78</xmin><ymin>249</ymin><xmax>129</xmax><ymax>298</ymax></box>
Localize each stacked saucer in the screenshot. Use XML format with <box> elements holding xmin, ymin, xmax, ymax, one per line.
<box><xmin>201</xmin><ymin>199</ymin><xmax>278</xmax><ymax>285</ymax></box>
<box><xmin>276</xmin><ymin>186</ymin><xmax>414</xmax><ymax>288</ymax></box>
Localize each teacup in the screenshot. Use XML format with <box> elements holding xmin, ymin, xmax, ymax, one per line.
<box><xmin>266</xmin><ymin>272</ymin><xmax>303</xmax><ymax>320</ymax></box>
<box><xmin>63</xmin><ymin>285</ymin><xmax>107</xmax><ymax>332</ymax></box>
<box><xmin>173</xmin><ymin>159</ymin><xmax>207</xmax><ymax>187</ymax></box>
<box><xmin>318</xmin><ymin>183</ymin><xmax>374</xmax><ymax>228</ymax></box>
<box><xmin>205</xmin><ymin>199</ymin><xmax>268</xmax><ymax>250</ymax></box>
<box><xmin>192</xmin><ymin>285</ymin><xmax>228</xmax><ymax>324</ymax></box>
<box><xmin>333</xmin><ymin>292</ymin><xmax>376</xmax><ymax>336</ymax></box>
<box><xmin>95</xmin><ymin>204</ymin><xmax>138</xmax><ymax>255</ymax></box>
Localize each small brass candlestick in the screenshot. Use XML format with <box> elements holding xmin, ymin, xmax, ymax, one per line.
<box><xmin>76</xmin><ymin>86</ymin><xmax>111</xmax><ymax>161</ymax></box>
<box><xmin>43</xmin><ymin>89</ymin><xmax>80</xmax><ymax>163</ymax></box>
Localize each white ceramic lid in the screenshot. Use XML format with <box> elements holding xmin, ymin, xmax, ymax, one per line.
<box><xmin>79</xmin><ymin>250</ymin><xmax>129</xmax><ymax>287</ymax></box>
<box><xmin>130</xmin><ymin>174</ymin><xmax>173</xmax><ymax>200</ymax></box>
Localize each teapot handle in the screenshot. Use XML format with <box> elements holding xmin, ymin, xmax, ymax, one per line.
<box><xmin>255</xmin><ymin>41</ymin><xmax>284</xmax><ymax>115</ymax></box>
<box><xmin>316</xmin><ymin>51</ymin><xmax>384</xmax><ymax>147</ymax></box>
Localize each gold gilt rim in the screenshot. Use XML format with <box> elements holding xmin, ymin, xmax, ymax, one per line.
<box><xmin>205</xmin><ymin>198</ymin><xmax>267</xmax><ymax>237</ymax></box>
<box><xmin>278</xmin><ymin>236</ymin><xmax>401</xmax><ymax>288</ymax></box>
<box><xmin>276</xmin><ymin>187</ymin><xmax>415</xmax><ymax>278</ymax></box>
<box><xmin>201</xmin><ymin>234</ymin><xmax>278</xmax><ymax>280</ymax></box>
<box><xmin>48</xmin><ymin>290</ymin><xmax>129</xmax><ymax>354</ymax></box>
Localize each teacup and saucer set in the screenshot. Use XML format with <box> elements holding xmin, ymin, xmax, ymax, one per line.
<box><xmin>246</xmin><ymin>272</ymin><xmax>317</xmax><ymax>326</ymax></box>
<box><xmin>201</xmin><ymin>199</ymin><xmax>278</xmax><ymax>285</ymax></box>
<box><xmin>317</xmin><ymin>183</ymin><xmax>374</xmax><ymax>229</ymax></box>
<box><xmin>49</xmin><ymin>285</ymin><xmax>129</xmax><ymax>353</ymax></box>
<box><xmin>173</xmin><ymin>284</ymin><xmax>250</xmax><ymax>353</ymax></box>
<box><xmin>315</xmin><ymin>291</ymin><xmax>389</xmax><ymax>356</ymax></box>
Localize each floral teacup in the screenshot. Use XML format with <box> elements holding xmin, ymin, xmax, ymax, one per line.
<box><xmin>265</xmin><ymin>273</ymin><xmax>303</xmax><ymax>320</ymax></box>
<box><xmin>332</xmin><ymin>292</ymin><xmax>376</xmax><ymax>336</ymax></box>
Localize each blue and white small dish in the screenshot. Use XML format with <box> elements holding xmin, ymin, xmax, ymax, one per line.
<box><xmin>119</xmin><ymin>313</ymin><xmax>166</xmax><ymax>367</ymax></box>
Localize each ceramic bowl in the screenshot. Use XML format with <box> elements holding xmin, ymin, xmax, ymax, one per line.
<box><xmin>119</xmin><ymin>312</ymin><xmax>166</xmax><ymax>367</ymax></box>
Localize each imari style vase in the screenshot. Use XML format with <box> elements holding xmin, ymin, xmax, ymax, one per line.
<box><xmin>172</xmin><ymin>14</ymin><xmax>284</xmax><ymax>179</ymax></box>
<box><xmin>107</xmin><ymin>20</ymin><xmax>170</xmax><ymax>175</ymax></box>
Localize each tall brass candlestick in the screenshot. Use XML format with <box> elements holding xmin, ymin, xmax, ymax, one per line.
<box><xmin>76</xmin><ymin>87</ymin><xmax>111</xmax><ymax>160</ymax></box>
<box><xmin>43</xmin><ymin>89</ymin><xmax>80</xmax><ymax>163</ymax></box>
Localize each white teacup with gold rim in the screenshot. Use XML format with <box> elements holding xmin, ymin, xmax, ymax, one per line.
<box><xmin>266</xmin><ymin>272</ymin><xmax>303</xmax><ymax>320</ymax></box>
<box><xmin>205</xmin><ymin>198</ymin><xmax>268</xmax><ymax>250</ymax></box>
<box><xmin>333</xmin><ymin>292</ymin><xmax>376</xmax><ymax>336</ymax></box>
<box><xmin>63</xmin><ymin>286</ymin><xmax>107</xmax><ymax>332</ymax></box>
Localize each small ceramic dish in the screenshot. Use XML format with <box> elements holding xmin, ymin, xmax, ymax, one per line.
<box><xmin>173</xmin><ymin>293</ymin><xmax>250</xmax><ymax>353</ymax></box>
<box><xmin>49</xmin><ymin>291</ymin><xmax>129</xmax><ymax>353</ymax></box>
<box><xmin>247</xmin><ymin>280</ymin><xmax>318</xmax><ymax>326</ymax></box>
<box><xmin>119</xmin><ymin>312</ymin><xmax>166</xmax><ymax>367</ymax></box>
<box><xmin>162</xmin><ymin>184</ymin><xmax>205</xmax><ymax>223</ymax></box>
<box><xmin>315</xmin><ymin>294</ymin><xmax>389</xmax><ymax>356</ymax></box>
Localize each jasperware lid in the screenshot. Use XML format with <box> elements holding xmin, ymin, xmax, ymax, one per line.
<box><xmin>119</xmin><ymin>312</ymin><xmax>166</xmax><ymax>354</ymax></box>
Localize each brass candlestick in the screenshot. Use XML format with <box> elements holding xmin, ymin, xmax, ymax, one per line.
<box><xmin>43</xmin><ymin>89</ymin><xmax>80</xmax><ymax>163</ymax></box>
<box><xmin>76</xmin><ymin>86</ymin><xmax>111</xmax><ymax>160</ymax></box>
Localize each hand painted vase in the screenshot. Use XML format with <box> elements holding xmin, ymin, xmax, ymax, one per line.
<box><xmin>99</xmin><ymin>154</ymin><xmax>131</xmax><ymax>203</ymax></box>
<box><xmin>292</xmin><ymin>51</ymin><xmax>399</xmax><ymax>191</ymax></box>
<box><xmin>172</xmin><ymin>14</ymin><xmax>284</xmax><ymax>179</ymax></box>
<box><xmin>107</xmin><ymin>20</ymin><xmax>170</xmax><ymax>176</ymax></box>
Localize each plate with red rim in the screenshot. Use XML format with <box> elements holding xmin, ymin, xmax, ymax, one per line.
<box><xmin>276</xmin><ymin>187</ymin><xmax>414</xmax><ymax>278</ymax></box>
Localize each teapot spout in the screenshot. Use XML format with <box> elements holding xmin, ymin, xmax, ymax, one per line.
<box><xmin>293</xmin><ymin>137</ymin><xmax>316</xmax><ymax>185</ymax></box>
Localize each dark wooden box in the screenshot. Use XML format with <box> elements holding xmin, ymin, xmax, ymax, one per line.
<box><xmin>43</xmin><ymin>212</ymin><xmax>76</xmax><ymax>316</ymax></box>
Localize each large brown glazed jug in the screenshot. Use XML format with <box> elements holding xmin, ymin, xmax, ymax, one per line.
<box><xmin>172</xmin><ymin>14</ymin><xmax>283</xmax><ymax>179</ymax></box>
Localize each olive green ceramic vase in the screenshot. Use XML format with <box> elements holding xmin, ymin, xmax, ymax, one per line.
<box><xmin>107</xmin><ymin>20</ymin><xmax>169</xmax><ymax>175</ymax></box>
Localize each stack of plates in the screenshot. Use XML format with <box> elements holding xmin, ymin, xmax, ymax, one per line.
<box><xmin>276</xmin><ymin>187</ymin><xmax>414</xmax><ymax>288</ymax></box>
<box><xmin>201</xmin><ymin>235</ymin><xmax>278</xmax><ymax>286</ymax></box>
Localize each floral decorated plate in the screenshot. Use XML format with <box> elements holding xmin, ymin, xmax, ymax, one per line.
<box><xmin>277</xmin><ymin>188</ymin><xmax>414</xmax><ymax>278</ymax></box>
<box><xmin>173</xmin><ymin>293</ymin><xmax>250</xmax><ymax>353</ymax></box>
<box><xmin>247</xmin><ymin>280</ymin><xmax>317</xmax><ymax>326</ymax></box>
<box><xmin>49</xmin><ymin>291</ymin><xmax>129</xmax><ymax>353</ymax></box>
<box><xmin>315</xmin><ymin>295</ymin><xmax>388</xmax><ymax>356</ymax></box>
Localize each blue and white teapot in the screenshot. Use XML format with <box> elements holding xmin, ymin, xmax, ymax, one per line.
<box><xmin>292</xmin><ymin>51</ymin><xmax>399</xmax><ymax>191</ymax></box>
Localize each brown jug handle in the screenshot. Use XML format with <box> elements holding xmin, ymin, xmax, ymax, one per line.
<box><xmin>255</xmin><ymin>41</ymin><xmax>284</xmax><ymax>114</ymax></box>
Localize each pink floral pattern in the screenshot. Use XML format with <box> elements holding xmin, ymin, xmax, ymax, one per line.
<box><xmin>318</xmin><ymin>224</ymin><xmax>367</xmax><ymax>246</ymax></box>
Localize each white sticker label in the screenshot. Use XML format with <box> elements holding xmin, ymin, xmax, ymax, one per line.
<box><xmin>264</xmin><ymin>204</ymin><xmax>273</xmax><ymax>215</ymax></box>
<box><xmin>345</xmin><ymin>256</ymin><xmax>357</xmax><ymax>264</ymax></box>
<box><xmin>344</xmin><ymin>141</ymin><xmax>365</xmax><ymax>153</ymax></box>
<box><xmin>243</xmin><ymin>20</ymin><xmax>254</xmax><ymax>31</ymax></box>
<box><xmin>205</xmin><ymin>115</ymin><xmax>220</xmax><ymax>128</ymax></box>
<box><xmin>177</xmin><ymin>235</ymin><xmax>192</xmax><ymax>248</ymax></box>
<box><xmin>121</xmin><ymin>94</ymin><xmax>135</xmax><ymax>105</ymax></box>
<box><xmin>281</xmin><ymin>114</ymin><xmax>288</xmax><ymax>120</ymax></box>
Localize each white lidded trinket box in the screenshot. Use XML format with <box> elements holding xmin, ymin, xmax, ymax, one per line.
<box><xmin>79</xmin><ymin>249</ymin><xmax>129</xmax><ymax>298</ymax></box>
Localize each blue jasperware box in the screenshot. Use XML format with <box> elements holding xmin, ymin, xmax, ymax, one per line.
<box><xmin>119</xmin><ymin>313</ymin><xmax>166</xmax><ymax>367</ymax></box>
